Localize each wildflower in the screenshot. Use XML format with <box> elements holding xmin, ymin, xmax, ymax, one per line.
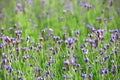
<box><xmin>74</xmin><ymin>30</ymin><xmax>79</xmax><ymax>35</ymax></box>
<box><xmin>82</xmin><ymin>48</ymin><xmax>88</xmax><ymax>54</ymax></box>
<box><xmin>38</xmin><ymin>45</ymin><xmax>42</xmax><ymax>49</ymax></box>
<box><xmin>100</xmin><ymin>49</ymin><xmax>104</xmax><ymax>55</ymax></box>
<box><xmin>100</xmin><ymin>69</ymin><xmax>105</xmax><ymax>74</ymax></box>
<box><xmin>73</xmin><ymin>68</ymin><xmax>77</xmax><ymax>72</ymax></box>
<box><xmin>62</xmin><ymin>67</ymin><xmax>67</xmax><ymax>71</ymax></box>
<box><xmin>84</xmin><ymin>58</ymin><xmax>89</xmax><ymax>63</ymax></box>
<box><xmin>5</xmin><ymin>65</ymin><xmax>13</xmax><ymax>73</ymax></box>
<box><xmin>96</xmin><ymin>17</ymin><xmax>101</xmax><ymax>22</ymax></box>
<box><xmin>91</xmin><ymin>26</ymin><xmax>96</xmax><ymax>32</ymax></box>
<box><xmin>102</xmin><ymin>55</ymin><xmax>109</xmax><ymax>62</ymax></box>
<box><xmin>22</xmin><ymin>56</ymin><xmax>29</xmax><ymax>61</ymax></box>
<box><xmin>109</xmin><ymin>0</ymin><xmax>113</xmax><ymax>7</ymax></box>
<box><xmin>81</xmin><ymin>73</ymin><xmax>87</xmax><ymax>78</ymax></box>
<box><xmin>58</xmin><ymin>40</ymin><xmax>63</xmax><ymax>45</ymax></box>
<box><xmin>39</xmin><ymin>37</ymin><xmax>44</xmax><ymax>41</ymax></box>
<box><xmin>86</xmin><ymin>24</ymin><xmax>91</xmax><ymax>29</ymax></box>
<box><xmin>9</xmin><ymin>27</ymin><xmax>13</xmax><ymax>34</ymax></box>
<box><xmin>49</xmin><ymin>47</ymin><xmax>53</xmax><ymax>51</ymax></box>
<box><xmin>104</xmin><ymin>44</ymin><xmax>110</xmax><ymax>50</ymax></box>
<box><xmin>70</xmin><ymin>57</ymin><xmax>76</xmax><ymax>65</ymax></box>
<box><xmin>94</xmin><ymin>59</ymin><xmax>99</xmax><ymax>63</ymax></box>
<box><xmin>49</xmin><ymin>28</ymin><xmax>53</xmax><ymax>35</ymax></box>
<box><xmin>101</xmin><ymin>9</ymin><xmax>104</xmax><ymax>13</ymax></box>
<box><xmin>88</xmin><ymin>34</ymin><xmax>93</xmax><ymax>38</ymax></box>
<box><xmin>64</xmin><ymin>60</ymin><xmax>69</xmax><ymax>65</ymax></box>
<box><xmin>62</xmin><ymin>74</ymin><xmax>67</xmax><ymax>79</ymax></box>
<box><xmin>88</xmin><ymin>74</ymin><xmax>93</xmax><ymax>78</ymax></box>
<box><xmin>66</xmin><ymin>38</ymin><xmax>73</xmax><ymax>45</ymax></box>
<box><xmin>2</xmin><ymin>53</ymin><xmax>7</xmax><ymax>59</ymax></box>
<box><xmin>1</xmin><ymin>59</ymin><xmax>7</xmax><ymax>64</ymax></box>
<box><xmin>104</xmin><ymin>18</ymin><xmax>108</xmax><ymax>23</ymax></box>
<box><xmin>78</xmin><ymin>3</ymin><xmax>84</xmax><ymax>7</ymax></box>
<box><xmin>26</xmin><ymin>36</ymin><xmax>30</xmax><ymax>41</ymax></box>
<box><xmin>45</xmin><ymin>70</ymin><xmax>50</xmax><ymax>76</ymax></box>
<box><xmin>1</xmin><ymin>27</ymin><xmax>4</xmax><ymax>33</ymax></box>
<box><xmin>76</xmin><ymin>64</ymin><xmax>81</xmax><ymax>68</ymax></box>
<box><xmin>35</xmin><ymin>67</ymin><xmax>42</xmax><ymax>72</ymax></box>
<box><xmin>53</xmin><ymin>36</ymin><xmax>60</xmax><ymax>41</ymax></box>
<box><xmin>63</xmin><ymin>9</ymin><xmax>67</xmax><ymax>14</ymax></box>
<box><xmin>104</xmin><ymin>69</ymin><xmax>108</xmax><ymax>74</ymax></box>
<box><xmin>52</xmin><ymin>51</ymin><xmax>56</xmax><ymax>55</ymax></box>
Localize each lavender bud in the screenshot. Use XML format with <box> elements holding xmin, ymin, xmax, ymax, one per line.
<box><xmin>76</xmin><ymin>64</ymin><xmax>80</xmax><ymax>68</ymax></box>
<box><xmin>64</xmin><ymin>60</ymin><xmax>69</xmax><ymax>65</ymax></box>
<box><xmin>26</xmin><ymin>36</ymin><xmax>30</xmax><ymax>41</ymax></box>
<box><xmin>100</xmin><ymin>69</ymin><xmax>105</xmax><ymax>74</ymax></box>
<box><xmin>74</xmin><ymin>30</ymin><xmax>79</xmax><ymax>35</ymax></box>
<box><xmin>84</xmin><ymin>58</ymin><xmax>89</xmax><ymax>63</ymax></box>
<box><xmin>81</xmin><ymin>73</ymin><xmax>87</xmax><ymax>78</ymax></box>
<box><xmin>62</xmin><ymin>67</ymin><xmax>67</xmax><ymax>71</ymax></box>
<box><xmin>109</xmin><ymin>0</ymin><xmax>113</xmax><ymax>7</ymax></box>
<box><xmin>39</xmin><ymin>37</ymin><xmax>44</xmax><ymax>41</ymax></box>
<box><xmin>62</xmin><ymin>74</ymin><xmax>67</xmax><ymax>79</ymax></box>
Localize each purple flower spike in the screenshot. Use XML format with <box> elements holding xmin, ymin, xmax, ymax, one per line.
<box><xmin>45</xmin><ymin>70</ymin><xmax>50</xmax><ymax>76</ymax></box>
<box><xmin>1</xmin><ymin>59</ymin><xmax>7</xmax><ymax>64</ymax></box>
<box><xmin>2</xmin><ymin>53</ymin><xmax>7</xmax><ymax>59</ymax></box>
<box><xmin>52</xmin><ymin>51</ymin><xmax>56</xmax><ymax>55</ymax></box>
<box><xmin>64</xmin><ymin>60</ymin><xmax>69</xmax><ymax>65</ymax></box>
<box><xmin>26</xmin><ymin>36</ymin><xmax>30</xmax><ymax>41</ymax></box>
<box><xmin>86</xmin><ymin>24</ymin><xmax>91</xmax><ymax>29</ymax></box>
<box><xmin>66</xmin><ymin>38</ymin><xmax>73</xmax><ymax>45</ymax></box>
<box><xmin>62</xmin><ymin>67</ymin><xmax>67</xmax><ymax>71</ymax></box>
<box><xmin>74</xmin><ymin>30</ymin><xmax>79</xmax><ymax>35</ymax></box>
<box><xmin>96</xmin><ymin>17</ymin><xmax>101</xmax><ymax>22</ymax></box>
<box><xmin>70</xmin><ymin>57</ymin><xmax>76</xmax><ymax>65</ymax></box>
<box><xmin>76</xmin><ymin>64</ymin><xmax>80</xmax><ymax>67</ymax></box>
<box><xmin>81</xmin><ymin>73</ymin><xmax>87</xmax><ymax>78</ymax></box>
<box><xmin>84</xmin><ymin>58</ymin><xmax>89</xmax><ymax>63</ymax></box>
<box><xmin>100</xmin><ymin>69</ymin><xmax>105</xmax><ymax>74</ymax></box>
<box><xmin>88</xmin><ymin>74</ymin><xmax>93</xmax><ymax>78</ymax></box>
<box><xmin>62</xmin><ymin>74</ymin><xmax>67</xmax><ymax>79</ymax></box>
<box><xmin>36</xmin><ymin>67</ymin><xmax>42</xmax><ymax>72</ymax></box>
<box><xmin>100</xmin><ymin>49</ymin><xmax>104</xmax><ymax>55</ymax></box>
<box><xmin>109</xmin><ymin>0</ymin><xmax>113</xmax><ymax>7</ymax></box>
<box><xmin>101</xmin><ymin>9</ymin><xmax>104</xmax><ymax>13</ymax></box>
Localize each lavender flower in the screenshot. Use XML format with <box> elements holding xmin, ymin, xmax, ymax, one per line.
<box><xmin>52</xmin><ymin>51</ymin><xmax>56</xmax><ymax>55</ymax></box>
<box><xmin>35</xmin><ymin>67</ymin><xmax>42</xmax><ymax>72</ymax></box>
<box><xmin>26</xmin><ymin>36</ymin><xmax>30</xmax><ymax>41</ymax></box>
<box><xmin>81</xmin><ymin>73</ymin><xmax>87</xmax><ymax>78</ymax></box>
<box><xmin>100</xmin><ymin>69</ymin><xmax>105</xmax><ymax>74</ymax></box>
<box><xmin>86</xmin><ymin>24</ymin><xmax>91</xmax><ymax>29</ymax></box>
<box><xmin>96</xmin><ymin>17</ymin><xmax>101</xmax><ymax>22</ymax></box>
<box><xmin>101</xmin><ymin>9</ymin><xmax>104</xmax><ymax>13</ymax></box>
<box><xmin>1</xmin><ymin>59</ymin><xmax>7</xmax><ymax>64</ymax></box>
<box><xmin>45</xmin><ymin>70</ymin><xmax>50</xmax><ymax>76</ymax></box>
<box><xmin>70</xmin><ymin>57</ymin><xmax>76</xmax><ymax>65</ymax></box>
<box><xmin>109</xmin><ymin>0</ymin><xmax>113</xmax><ymax>7</ymax></box>
<box><xmin>100</xmin><ymin>49</ymin><xmax>105</xmax><ymax>55</ymax></box>
<box><xmin>62</xmin><ymin>67</ymin><xmax>67</xmax><ymax>71</ymax></box>
<box><xmin>74</xmin><ymin>30</ymin><xmax>79</xmax><ymax>35</ymax></box>
<box><xmin>84</xmin><ymin>58</ymin><xmax>89</xmax><ymax>63</ymax></box>
<box><xmin>65</xmin><ymin>38</ymin><xmax>73</xmax><ymax>45</ymax></box>
<box><xmin>62</xmin><ymin>74</ymin><xmax>67</xmax><ymax>79</ymax></box>
<box><xmin>76</xmin><ymin>64</ymin><xmax>81</xmax><ymax>68</ymax></box>
<box><xmin>64</xmin><ymin>60</ymin><xmax>69</xmax><ymax>65</ymax></box>
<box><xmin>81</xmin><ymin>48</ymin><xmax>88</xmax><ymax>54</ymax></box>
<box><xmin>9</xmin><ymin>27</ymin><xmax>13</xmax><ymax>34</ymax></box>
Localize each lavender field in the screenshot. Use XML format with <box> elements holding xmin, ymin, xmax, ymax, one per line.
<box><xmin>0</xmin><ymin>0</ymin><xmax>120</xmax><ymax>80</ymax></box>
